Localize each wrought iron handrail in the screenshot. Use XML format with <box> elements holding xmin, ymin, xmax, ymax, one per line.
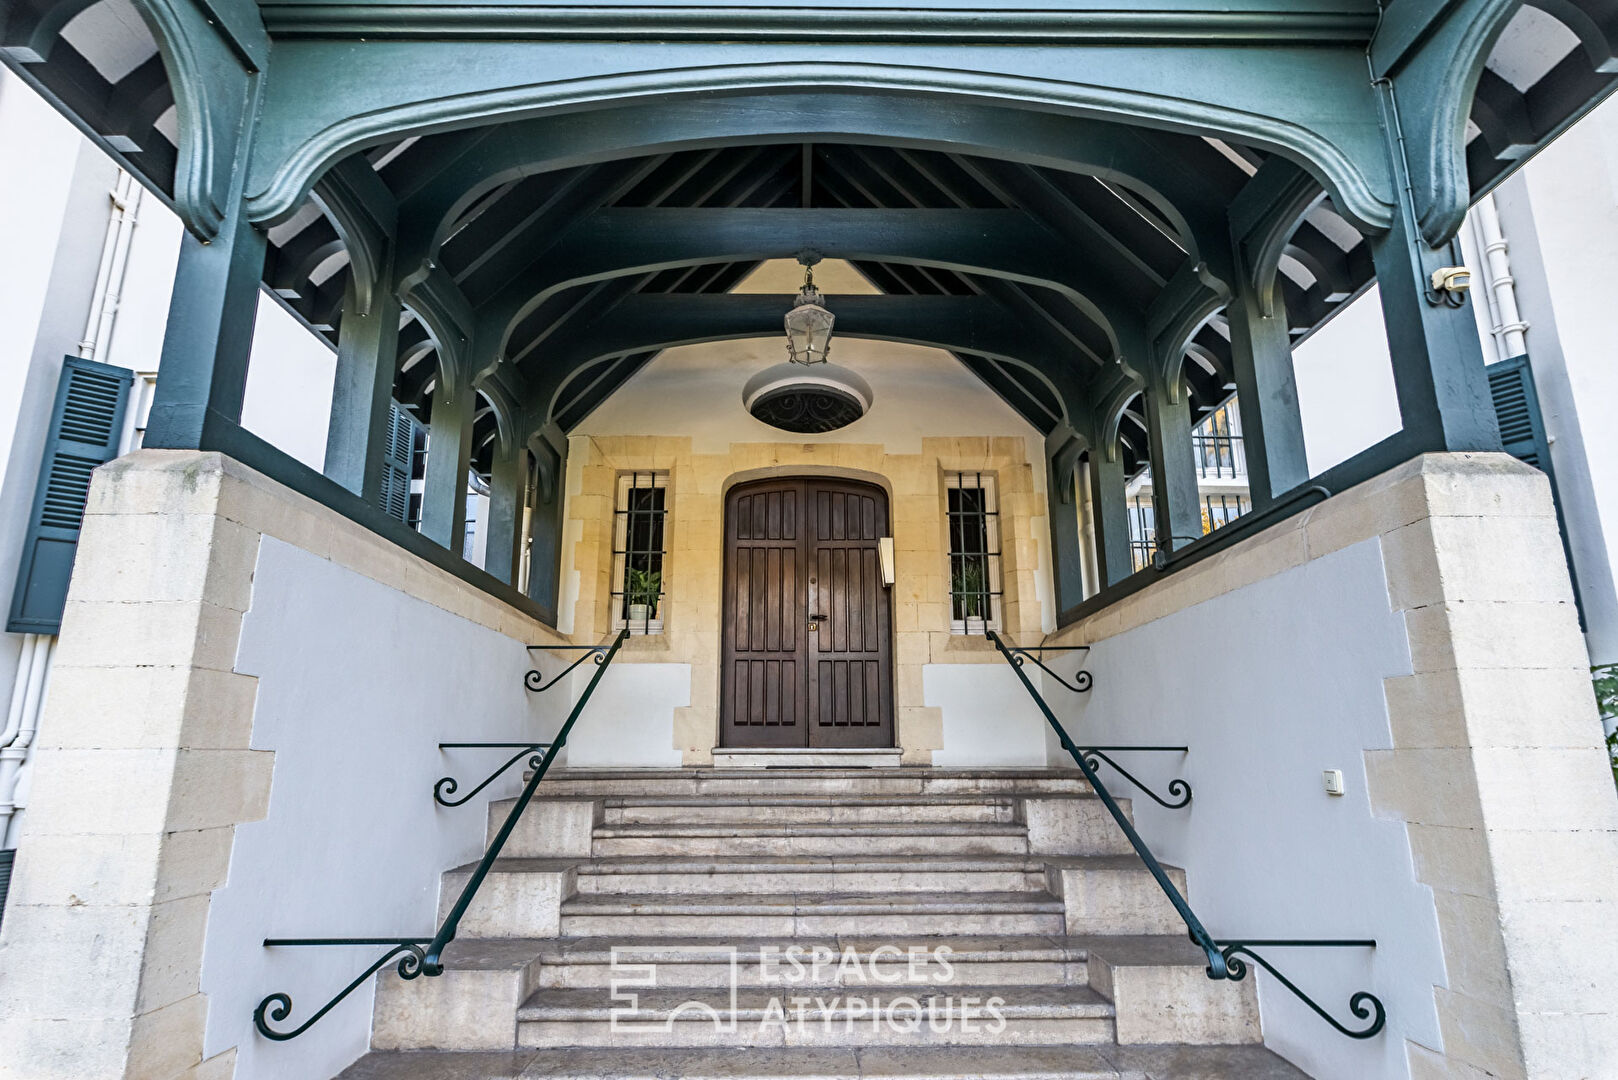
<box><xmin>1000</xmin><ymin>643</ymin><xmax>1092</xmax><ymax>693</ymax></box>
<box><xmin>525</xmin><ymin>642</ymin><xmax>612</xmax><ymax>693</ymax></box>
<box><xmin>253</xmin><ymin>627</ymin><xmax>631</xmax><ymax>1040</ymax></box>
<box><xmin>983</xmin><ymin>627</ymin><xmax>1385</xmax><ymax>1039</ymax></box>
<box><xmin>433</xmin><ymin>742</ymin><xmax>553</xmax><ymax>807</ymax></box>
<box><xmin>423</xmin><ymin>626</ymin><xmax>628</xmax><ymax>974</ymax></box>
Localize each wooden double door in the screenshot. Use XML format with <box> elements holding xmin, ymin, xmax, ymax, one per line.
<box><xmin>721</xmin><ymin>478</ymin><xmax>894</xmax><ymax>748</ymax></box>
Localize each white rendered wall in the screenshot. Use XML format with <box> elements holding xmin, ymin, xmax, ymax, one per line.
<box><xmin>201</xmin><ymin>537</ymin><xmax>566</xmax><ymax>1080</ymax></box>
<box><xmin>925</xmin><ymin>664</ymin><xmax>1051</xmax><ymax>767</ymax></box>
<box><xmin>1047</xmin><ymin>537</ymin><xmax>1442</xmax><ymax>1080</ymax></box>
<box><xmin>1292</xmin><ymin>286</ymin><xmax>1402</xmax><ymax>475</ymax></box>
<box><xmin>241</xmin><ymin>293</ymin><xmax>338</xmax><ymax>471</ymax></box>
<box><xmin>563</xmin><ymin>662</ymin><xmax>687</xmax><ymax>767</ymax></box>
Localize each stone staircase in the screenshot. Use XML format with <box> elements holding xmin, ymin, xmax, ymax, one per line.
<box><xmin>337</xmin><ymin>768</ymin><xmax>1311</xmax><ymax>1079</ymax></box>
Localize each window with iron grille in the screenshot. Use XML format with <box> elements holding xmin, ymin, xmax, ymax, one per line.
<box><xmin>612</xmin><ymin>472</ymin><xmax>668</xmax><ymax>634</ymax></box>
<box><xmin>1192</xmin><ymin>401</ymin><xmax>1246</xmax><ymax>480</ymax></box>
<box><xmin>945</xmin><ymin>472</ymin><xmax>1002</xmax><ymax>632</ymax></box>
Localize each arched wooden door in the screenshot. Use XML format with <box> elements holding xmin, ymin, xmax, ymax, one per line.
<box><xmin>721</xmin><ymin>477</ymin><xmax>894</xmax><ymax>748</ymax></box>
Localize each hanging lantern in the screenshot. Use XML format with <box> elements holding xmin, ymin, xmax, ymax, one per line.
<box><xmin>784</xmin><ymin>262</ymin><xmax>834</xmax><ymax>365</ymax></box>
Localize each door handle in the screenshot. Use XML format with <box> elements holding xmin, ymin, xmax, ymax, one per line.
<box><xmin>808</xmin><ymin>612</ymin><xmax>826</xmax><ymax>630</ymax></box>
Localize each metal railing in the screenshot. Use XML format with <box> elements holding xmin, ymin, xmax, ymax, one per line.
<box><xmin>252</xmin><ymin>627</ymin><xmax>631</xmax><ymax>1040</ymax></box>
<box><xmin>984</xmin><ymin>627</ymin><xmax>1386</xmax><ymax>1040</ymax></box>
<box><xmin>1193</xmin><ymin>432</ymin><xmax>1246</xmax><ymax>479</ymax></box>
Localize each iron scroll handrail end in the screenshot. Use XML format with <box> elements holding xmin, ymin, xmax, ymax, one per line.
<box><xmin>982</xmin><ymin>628</ymin><xmax>1226</xmax><ymax>981</ymax></box>
<box><xmin>252</xmin><ymin>629</ymin><xmax>630</xmax><ymax>1039</ymax></box>
<box><xmin>524</xmin><ymin>644</ymin><xmax>609</xmax><ymax>693</ymax></box>
<box><xmin>433</xmin><ymin>743</ymin><xmax>549</xmax><ymax>807</ymax></box>
<box><xmin>253</xmin><ymin>939</ymin><xmax>429</xmax><ymax>1041</ymax></box>
<box><xmin>1005</xmin><ymin>645</ymin><xmax>1093</xmax><ymax>693</ymax></box>
<box><xmin>1215</xmin><ymin>940</ymin><xmax>1385</xmax><ymax>1039</ymax></box>
<box><xmin>986</xmin><ymin>628</ymin><xmax>1386</xmax><ymax>1040</ymax></box>
<box><xmin>421</xmin><ymin>626</ymin><xmax>631</xmax><ymax>976</ymax></box>
<box><xmin>1078</xmin><ymin>747</ymin><xmax>1192</xmax><ymax>809</ymax></box>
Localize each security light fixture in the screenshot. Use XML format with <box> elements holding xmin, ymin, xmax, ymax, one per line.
<box><xmin>784</xmin><ymin>259</ymin><xmax>834</xmax><ymax>366</ymax></box>
<box><xmin>1430</xmin><ymin>266</ymin><xmax>1472</xmax><ymax>294</ymax></box>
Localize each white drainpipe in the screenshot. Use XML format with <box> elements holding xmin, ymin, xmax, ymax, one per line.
<box><xmin>79</xmin><ymin>170</ymin><xmax>141</xmax><ymax>362</ymax></box>
<box><xmin>0</xmin><ymin>634</ymin><xmax>53</xmax><ymax>848</ymax></box>
<box><xmin>1</xmin><ymin>171</ymin><xmax>139</xmax><ymax>850</ymax></box>
<box><xmin>1469</xmin><ymin>192</ymin><xmax>1529</xmax><ymax>360</ymax></box>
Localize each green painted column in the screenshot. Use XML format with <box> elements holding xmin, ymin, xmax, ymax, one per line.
<box><xmin>526</xmin><ymin>426</ymin><xmax>569</xmax><ymax>624</ymax></box>
<box><xmin>1370</xmin><ymin>208</ymin><xmax>1502</xmax><ymax>452</ymax></box>
<box><xmin>1369</xmin><ymin>89</ymin><xmax>1502</xmax><ymax>455</ymax></box>
<box><xmin>1226</xmin><ymin>279</ymin><xmax>1309</xmax><ymax>507</ymax></box>
<box><xmin>483</xmin><ymin>435</ymin><xmax>529</xmax><ymax>586</ymax></box>
<box><xmin>1143</xmin><ymin>384</ymin><xmax>1203</xmax><ymax>558</ymax></box>
<box><xmin>1087</xmin><ymin>447</ymin><xmax>1134</xmax><ymax>587</ymax></box>
<box><xmin>324</xmin><ymin>269</ymin><xmax>402</xmax><ymax>501</ymax></box>
<box><xmin>143</xmin><ymin>203</ymin><xmax>268</xmax><ymax>449</ymax></box>
<box><xmin>1045</xmin><ymin>430</ymin><xmax>1088</xmax><ymax>615</ymax></box>
<box><xmin>419</xmin><ymin>377</ymin><xmax>476</xmax><ymax>551</ymax></box>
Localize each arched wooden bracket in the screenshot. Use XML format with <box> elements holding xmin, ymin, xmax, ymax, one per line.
<box><xmin>1048</xmin><ymin>433</ymin><xmax>1085</xmax><ymax>506</ymax></box>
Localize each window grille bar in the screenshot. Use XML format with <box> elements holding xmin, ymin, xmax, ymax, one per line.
<box><xmin>946</xmin><ymin>471</ymin><xmax>1003</xmax><ymax>630</ymax></box>
<box><xmin>611</xmin><ymin>471</ymin><xmax>668</xmax><ymax>635</ymax></box>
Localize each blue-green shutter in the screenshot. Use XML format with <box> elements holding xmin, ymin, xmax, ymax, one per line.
<box><xmin>1487</xmin><ymin>355</ymin><xmax>1552</xmax><ymax>472</ymax></box>
<box><xmin>379</xmin><ymin>401</ymin><xmax>420</xmax><ymax>523</ymax></box>
<box><xmin>1487</xmin><ymin>354</ymin><xmax>1584</xmax><ymax>627</ymax></box>
<box><xmin>0</xmin><ymin>848</ymin><xmax>12</xmax><ymax>934</ymax></box>
<box><xmin>7</xmin><ymin>357</ymin><xmax>132</xmax><ymax>634</ymax></box>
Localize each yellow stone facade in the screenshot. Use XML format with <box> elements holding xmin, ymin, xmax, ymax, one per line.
<box><xmin>560</xmin><ymin>435</ymin><xmax>1052</xmax><ymax>764</ymax></box>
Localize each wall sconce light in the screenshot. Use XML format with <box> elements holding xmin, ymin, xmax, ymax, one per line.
<box><xmin>878</xmin><ymin>537</ymin><xmax>895</xmax><ymax>587</ymax></box>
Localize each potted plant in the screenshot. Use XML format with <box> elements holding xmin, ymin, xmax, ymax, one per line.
<box><xmin>952</xmin><ymin>561</ymin><xmax>989</xmax><ymax>630</ymax></box>
<box><xmin>626</xmin><ymin>567</ymin><xmax>662</xmax><ymax>624</ymax></box>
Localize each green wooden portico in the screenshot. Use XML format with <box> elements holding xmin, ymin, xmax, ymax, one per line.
<box><xmin>1</xmin><ymin>0</ymin><xmax>1606</xmax><ymax>625</ymax></box>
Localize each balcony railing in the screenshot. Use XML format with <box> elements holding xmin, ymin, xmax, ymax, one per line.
<box><xmin>1193</xmin><ymin>433</ymin><xmax>1246</xmax><ymax>480</ymax></box>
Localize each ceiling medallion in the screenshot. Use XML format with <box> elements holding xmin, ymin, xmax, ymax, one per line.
<box><xmin>742</xmin><ymin>363</ymin><xmax>873</xmax><ymax>435</ymax></box>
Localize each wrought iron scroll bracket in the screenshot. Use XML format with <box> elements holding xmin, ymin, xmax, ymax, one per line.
<box><xmin>1216</xmin><ymin>940</ymin><xmax>1385</xmax><ymax>1039</ymax></box>
<box><xmin>253</xmin><ymin>938</ymin><xmax>430</xmax><ymax>1041</ymax></box>
<box><xmin>1005</xmin><ymin>645</ymin><xmax>1093</xmax><ymax>693</ymax></box>
<box><xmin>433</xmin><ymin>743</ymin><xmax>549</xmax><ymax>807</ymax></box>
<box><xmin>524</xmin><ymin>644</ymin><xmax>608</xmax><ymax>693</ymax></box>
<box><xmin>1079</xmin><ymin>746</ymin><xmax>1192</xmax><ymax>809</ymax></box>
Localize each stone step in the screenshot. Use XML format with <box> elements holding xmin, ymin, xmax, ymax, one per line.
<box><xmin>533</xmin><ymin>935</ymin><xmax>1090</xmax><ymax>989</ymax></box>
<box><xmin>573</xmin><ymin>855</ymin><xmax>1051</xmax><ymax>895</ymax></box>
<box><xmin>589</xmin><ymin>822</ymin><xmax>1034</xmax><ymax>858</ymax></box>
<box><xmin>557</xmin><ymin>891</ymin><xmax>1068</xmax><ymax>938</ymax></box>
<box><xmin>1078</xmin><ymin>935</ymin><xmax>1262</xmax><ymax>1046</ymax></box>
<box><xmin>530</xmin><ymin>768</ymin><xmax>1094</xmax><ymax>799</ymax></box>
<box><xmin>335</xmin><ymin>1045</ymin><xmax>1313</xmax><ymax>1079</ymax></box>
<box><xmin>600</xmin><ymin>795</ymin><xmax>1021</xmax><ymax>826</ymax></box>
<box><xmin>369</xmin><ymin>936</ymin><xmax>1266</xmax><ymax>1052</ymax></box>
<box><xmin>515</xmin><ymin>984</ymin><xmax>1116</xmax><ymax>1048</ymax></box>
<box><xmin>373</xmin><ymin>935</ymin><xmax>1097</xmax><ymax>1051</ymax></box>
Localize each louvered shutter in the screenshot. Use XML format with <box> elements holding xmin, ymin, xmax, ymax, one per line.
<box><xmin>1487</xmin><ymin>354</ymin><xmax>1585</xmax><ymax>626</ymax></box>
<box><xmin>1487</xmin><ymin>355</ymin><xmax>1552</xmax><ymax>471</ymax></box>
<box><xmin>7</xmin><ymin>357</ymin><xmax>132</xmax><ymax>634</ymax></box>
<box><xmin>0</xmin><ymin>848</ymin><xmax>12</xmax><ymax>933</ymax></box>
<box><xmin>379</xmin><ymin>402</ymin><xmax>417</xmax><ymax>523</ymax></box>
